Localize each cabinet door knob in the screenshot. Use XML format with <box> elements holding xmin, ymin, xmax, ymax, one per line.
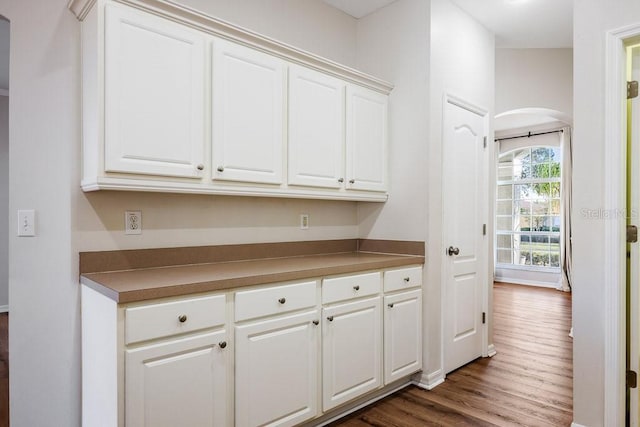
<box><xmin>196</xmin><ymin>164</ymin><xmax>204</xmax><ymax>171</ymax></box>
<box><xmin>327</xmin><ymin>316</ymin><xmax>334</xmax><ymax>322</ymax></box>
<box><xmin>178</xmin><ymin>315</ymin><xmax>187</xmax><ymax>323</ymax></box>
<box><xmin>353</xmin><ymin>285</ymin><xmax>360</xmax><ymax>291</ymax></box>
<box><xmin>218</xmin><ymin>341</ymin><xmax>227</xmax><ymax>349</ymax></box>
<box><xmin>312</xmin><ymin>320</ymin><xmax>319</xmax><ymax>325</ymax></box>
<box><xmin>338</xmin><ymin>178</ymin><xmax>344</xmax><ymax>183</ymax></box>
<box><xmin>217</xmin><ymin>166</ymin><xmax>224</xmax><ymax>172</ymax></box>
<box><xmin>388</xmin><ymin>303</ymin><xmax>394</xmax><ymax>308</ymax></box>
<box><xmin>278</xmin><ymin>297</ymin><xmax>286</xmax><ymax>304</ymax></box>
<box><xmin>349</xmin><ymin>179</ymin><xmax>355</xmax><ymax>184</ymax></box>
<box><xmin>404</xmin><ymin>277</ymin><xmax>410</xmax><ymax>283</ymax></box>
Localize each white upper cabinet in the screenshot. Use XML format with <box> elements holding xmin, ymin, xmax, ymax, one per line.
<box><xmin>346</xmin><ymin>85</ymin><xmax>388</xmax><ymax>192</ymax></box>
<box><xmin>288</xmin><ymin>65</ymin><xmax>345</xmax><ymax>189</ymax></box>
<box><xmin>73</xmin><ymin>0</ymin><xmax>392</xmax><ymax>201</ymax></box>
<box><xmin>212</xmin><ymin>39</ymin><xmax>284</xmax><ymax>185</ymax></box>
<box><xmin>104</xmin><ymin>3</ymin><xmax>206</xmax><ymax>178</ymax></box>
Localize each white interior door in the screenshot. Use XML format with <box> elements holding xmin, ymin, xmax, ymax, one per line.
<box><xmin>442</xmin><ymin>95</ymin><xmax>488</xmax><ymax>374</ymax></box>
<box><xmin>628</xmin><ymin>44</ymin><xmax>640</xmax><ymax>427</ymax></box>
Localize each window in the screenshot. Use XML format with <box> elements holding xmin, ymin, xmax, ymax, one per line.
<box><xmin>496</xmin><ymin>146</ymin><xmax>561</xmax><ymax>269</ymax></box>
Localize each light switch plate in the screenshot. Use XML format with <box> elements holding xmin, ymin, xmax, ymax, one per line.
<box><xmin>17</xmin><ymin>210</ymin><xmax>35</xmax><ymax>237</ymax></box>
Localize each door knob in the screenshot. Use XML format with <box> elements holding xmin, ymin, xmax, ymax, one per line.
<box><xmin>447</xmin><ymin>246</ymin><xmax>460</xmax><ymax>256</ymax></box>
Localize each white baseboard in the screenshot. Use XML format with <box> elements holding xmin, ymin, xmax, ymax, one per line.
<box><xmin>571</xmin><ymin>422</ymin><xmax>588</xmax><ymax>427</ymax></box>
<box><xmin>487</xmin><ymin>344</ymin><xmax>497</xmax><ymax>357</ymax></box>
<box><xmin>416</xmin><ymin>369</ymin><xmax>445</xmax><ymax>390</ymax></box>
<box><xmin>0</xmin><ymin>305</ymin><xmax>8</xmax><ymax>313</ymax></box>
<box><xmin>314</xmin><ymin>380</ymin><xmax>412</xmax><ymax>426</ymax></box>
<box><xmin>494</xmin><ymin>278</ymin><xmax>558</xmax><ymax>288</ymax></box>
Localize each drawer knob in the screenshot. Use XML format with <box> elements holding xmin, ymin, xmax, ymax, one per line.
<box><xmin>196</xmin><ymin>164</ymin><xmax>204</xmax><ymax>171</ymax></box>
<box><xmin>353</xmin><ymin>285</ymin><xmax>360</xmax><ymax>291</ymax></box>
<box><xmin>312</xmin><ymin>320</ymin><xmax>319</xmax><ymax>326</ymax></box>
<box><xmin>278</xmin><ymin>297</ymin><xmax>286</xmax><ymax>304</ymax></box>
<box><xmin>218</xmin><ymin>341</ymin><xmax>227</xmax><ymax>349</ymax></box>
<box><xmin>217</xmin><ymin>166</ymin><xmax>224</xmax><ymax>172</ymax></box>
<box><xmin>178</xmin><ymin>314</ymin><xmax>187</xmax><ymax>323</ymax></box>
<box><xmin>404</xmin><ymin>277</ymin><xmax>410</xmax><ymax>283</ymax></box>
<box><xmin>327</xmin><ymin>316</ymin><xmax>334</xmax><ymax>322</ymax></box>
<box><xmin>388</xmin><ymin>303</ymin><xmax>394</xmax><ymax>308</ymax></box>
<box><xmin>338</xmin><ymin>178</ymin><xmax>344</xmax><ymax>183</ymax></box>
<box><xmin>349</xmin><ymin>179</ymin><xmax>355</xmax><ymax>184</ymax></box>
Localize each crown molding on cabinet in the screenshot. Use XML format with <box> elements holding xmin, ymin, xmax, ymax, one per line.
<box><xmin>67</xmin><ymin>0</ymin><xmax>394</xmax><ymax>94</ymax></box>
<box><xmin>67</xmin><ymin>0</ymin><xmax>97</xmax><ymax>20</ymax></box>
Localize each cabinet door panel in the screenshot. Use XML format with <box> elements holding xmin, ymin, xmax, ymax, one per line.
<box><xmin>125</xmin><ymin>330</ymin><xmax>228</xmax><ymax>427</ymax></box>
<box><xmin>212</xmin><ymin>39</ymin><xmax>284</xmax><ymax>184</ymax></box>
<box><xmin>323</xmin><ymin>296</ymin><xmax>382</xmax><ymax>411</ymax></box>
<box><xmin>384</xmin><ymin>290</ymin><xmax>423</xmax><ymax>384</ymax></box>
<box><xmin>346</xmin><ymin>85</ymin><xmax>388</xmax><ymax>192</ymax></box>
<box><xmin>288</xmin><ymin>65</ymin><xmax>344</xmax><ymax>188</ymax></box>
<box><xmin>104</xmin><ymin>4</ymin><xmax>206</xmax><ymax>178</ymax></box>
<box><xmin>235</xmin><ymin>310</ymin><xmax>318</xmax><ymax>427</ymax></box>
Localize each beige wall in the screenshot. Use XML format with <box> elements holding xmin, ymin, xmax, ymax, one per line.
<box><xmin>355</xmin><ymin>0</ymin><xmax>429</xmax><ymax>244</ymax></box>
<box><xmin>0</xmin><ymin>95</ymin><xmax>6</xmax><ymax>310</ymax></box>
<box><xmin>4</xmin><ymin>1</ymin><xmax>360</xmax><ymax>424</ymax></box>
<box><xmin>427</xmin><ymin>0</ymin><xmax>495</xmax><ymax>381</ymax></box>
<box><xmin>176</xmin><ymin>0</ymin><xmax>357</xmax><ymax>68</ymax></box>
<box><xmin>495</xmin><ymin>48</ymin><xmax>573</xmax><ymax>116</ymax></box>
<box><xmin>573</xmin><ymin>0</ymin><xmax>640</xmax><ymax>425</ymax></box>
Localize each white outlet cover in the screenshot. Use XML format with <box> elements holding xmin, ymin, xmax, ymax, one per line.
<box><xmin>300</xmin><ymin>214</ymin><xmax>309</xmax><ymax>230</ymax></box>
<box><xmin>125</xmin><ymin>211</ymin><xmax>142</xmax><ymax>235</ymax></box>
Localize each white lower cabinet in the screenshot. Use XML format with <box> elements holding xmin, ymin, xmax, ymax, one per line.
<box><xmin>384</xmin><ymin>289</ymin><xmax>423</xmax><ymax>384</ymax></box>
<box><xmin>235</xmin><ymin>310</ymin><xmax>320</xmax><ymax>427</ymax></box>
<box><xmin>322</xmin><ymin>296</ymin><xmax>382</xmax><ymax>411</ymax></box>
<box><xmin>125</xmin><ymin>330</ymin><xmax>229</xmax><ymax>427</ymax></box>
<box><xmin>81</xmin><ymin>265</ymin><xmax>423</xmax><ymax>427</ymax></box>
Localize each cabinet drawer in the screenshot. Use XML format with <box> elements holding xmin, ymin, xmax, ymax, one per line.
<box><xmin>125</xmin><ymin>294</ymin><xmax>226</xmax><ymax>345</ymax></box>
<box><xmin>235</xmin><ymin>280</ymin><xmax>317</xmax><ymax>322</ymax></box>
<box><xmin>322</xmin><ymin>272</ymin><xmax>381</xmax><ymax>304</ymax></box>
<box><xmin>384</xmin><ymin>266</ymin><xmax>422</xmax><ymax>293</ymax></box>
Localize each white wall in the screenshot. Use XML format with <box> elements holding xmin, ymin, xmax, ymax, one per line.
<box><xmin>2</xmin><ymin>0</ymin><xmax>81</xmax><ymax>424</ymax></box>
<box><xmin>427</xmin><ymin>0</ymin><xmax>495</xmax><ymax>383</ymax></box>
<box><xmin>355</xmin><ymin>0</ymin><xmax>429</xmax><ymax>242</ymax></box>
<box><xmin>0</xmin><ymin>95</ymin><xmax>6</xmax><ymax>310</ymax></box>
<box><xmin>495</xmin><ymin>48</ymin><xmax>573</xmax><ymax>116</ymax></box>
<box><xmin>177</xmin><ymin>0</ymin><xmax>357</xmax><ymax>68</ymax></box>
<box><xmin>76</xmin><ymin>0</ymin><xmax>361</xmax><ymax>252</ymax></box>
<box><xmin>3</xmin><ymin>1</ymin><xmax>361</xmax><ymax>424</ymax></box>
<box><xmin>573</xmin><ymin>1</ymin><xmax>640</xmax><ymax>425</ymax></box>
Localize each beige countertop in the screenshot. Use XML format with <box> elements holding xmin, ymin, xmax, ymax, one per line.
<box><xmin>81</xmin><ymin>251</ymin><xmax>425</xmax><ymax>303</ymax></box>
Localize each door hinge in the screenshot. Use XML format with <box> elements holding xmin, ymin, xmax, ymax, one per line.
<box><xmin>483</xmin><ymin>224</ymin><xmax>487</xmax><ymax>236</ymax></box>
<box><xmin>483</xmin><ymin>136</ymin><xmax>487</xmax><ymax>148</ymax></box>
<box><xmin>628</xmin><ymin>370</ymin><xmax>638</xmax><ymax>389</ymax></box>
<box><xmin>628</xmin><ymin>225</ymin><xmax>638</xmax><ymax>243</ymax></box>
<box><xmin>629</xmin><ymin>81</ymin><xmax>639</xmax><ymax>99</ymax></box>
<box><xmin>482</xmin><ymin>312</ymin><xmax>486</xmax><ymax>324</ymax></box>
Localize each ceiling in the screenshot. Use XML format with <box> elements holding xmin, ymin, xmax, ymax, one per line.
<box><xmin>450</xmin><ymin>0</ymin><xmax>573</xmax><ymax>48</ymax></box>
<box><xmin>323</xmin><ymin>0</ymin><xmax>572</xmax><ymax>48</ymax></box>
<box><xmin>321</xmin><ymin>0</ymin><xmax>398</xmax><ymax>19</ymax></box>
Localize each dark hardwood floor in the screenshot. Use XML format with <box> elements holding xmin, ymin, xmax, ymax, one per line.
<box><xmin>330</xmin><ymin>282</ymin><xmax>573</xmax><ymax>427</ymax></box>
<box><xmin>0</xmin><ymin>313</ymin><xmax>7</xmax><ymax>427</ymax></box>
<box><xmin>0</xmin><ymin>285</ymin><xmax>570</xmax><ymax>427</ymax></box>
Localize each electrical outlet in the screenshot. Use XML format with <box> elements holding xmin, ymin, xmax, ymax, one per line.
<box><xmin>300</xmin><ymin>214</ymin><xmax>309</xmax><ymax>230</ymax></box>
<box><xmin>125</xmin><ymin>211</ymin><xmax>142</xmax><ymax>235</ymax></box>
<box><xmin>17</xmin><ymin>210</ymin><xmax>35</xmax><ymax>237</ymax></box>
